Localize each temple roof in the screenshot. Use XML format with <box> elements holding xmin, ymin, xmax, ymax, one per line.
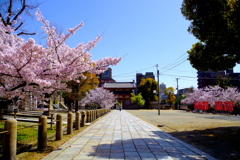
<box><xmin>103</xmin><ymin>82</ymin><xmax>136</xmax><ymax>89</ymax></box>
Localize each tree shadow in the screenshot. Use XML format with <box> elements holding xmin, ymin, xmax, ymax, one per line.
<box><xmin>168</xmin><ymin>126</ymin><xmax>240</xmax><ymax>160</ymax></box>
<box><xmin>83</xmin><ymin>130</ymin><xmax>215</xmax><ymax>160</ymax></box>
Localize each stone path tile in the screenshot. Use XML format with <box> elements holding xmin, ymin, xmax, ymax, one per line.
<box><xmin>42</xmin><ymin>110</ymin><xmax>217</xmax><ymax>160</ymax></box>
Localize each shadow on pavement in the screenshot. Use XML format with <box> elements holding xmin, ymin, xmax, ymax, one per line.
<box><xmin>168</xmin><ymin>126</ymin><xmax>240</xmax><ymax>160</ymax></box>
<box><xmin>87</xmin><ymin>134</ymin><xmax>211</xmax><ymax>160</ymax></box>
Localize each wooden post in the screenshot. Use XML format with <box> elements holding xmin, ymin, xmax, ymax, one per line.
<box><xmin>75</xmin><ymin>111</ymin><xmax>80</xmax><ymax>130</ymax></box>
<box><xmin>93</xmin><ymin>110</ymin><xmax>96</xmax><ymax>121</ymax></box>
<box><xmin>3</xmin><ymin>118</ymin><xmax>17</xmax><ymax>160</ymax></box>
<box><xmin>90</xmin><ymin>110</ymin><xmax>93</xmax><ymax>122</ymax></box>
<box><xmin>50</xmin><ymin>113</ymin><xmax>54</xmax><ymax>130</ymax></box>
<box><xmin>13</xmin><ymin>109</ymin><xmax>18</xmax><ymax>119</ymax></box>
<box><xmin>96</xmin><ymin>109</ymin><xmax>99</xmax><ymax>118</ymax></box>
<box><xmin>56</xmin><ymin>114</ymin><xmax>63</xmax><ymax>140</ymax></box>
<box><xmin>0</xmin><ymin>109</ymin><xmax>3</xmax><ymax>119</ymax></box>
<box><xmin>38</xmin><ymin>116</ymin><xmax>47</xmax><ymax>151</ymax></box>
<box><xmin>80</xmin><ymin>111</ymin><xmax>86</xmax><ymax>127</ymax></box>
<box><xmin>67</xmin><ymin>112</ymin><xmax>73</xmax><ymax>134</ymax></box>
<box><xmin>86</xmin><ymin>110</ymin><xmax>90</xmax><ymax>123</ymax></box>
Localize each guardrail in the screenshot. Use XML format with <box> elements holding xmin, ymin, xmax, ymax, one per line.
<box><xmin>0</xmin><ymin>108</ymin><xmax>111</xmax><ymax>160</ymax></box>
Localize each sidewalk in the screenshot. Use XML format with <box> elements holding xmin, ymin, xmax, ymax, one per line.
<box><xmin>41</xmin><ymin>110</ymin><xmax>217</xmax><ymax>160</ymax></box>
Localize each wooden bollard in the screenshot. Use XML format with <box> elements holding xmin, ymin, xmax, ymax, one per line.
<box><xmin>38</xmin><ymin>116</ymin><xmax>47</xmax><ymax>151</ymax></box>
<box><xmin>90</xmin><ymin>110</ymin><xmax>93</xmax><ymax>122</ymax></box>
<box><xmin>56</xmin><ymin>114</ymin><xmax>63</xmax><ymax>140</ymax></box>
<box><xmin>93</xmin><ymin>110</ymin><xmax>96</xmax><ymax>121</ymax></box>
<box><xmin>97</xmin><ymin>109</ymin><xmax>100</xmax><ymax>118</ymax></box>
<box><xmin>67</xmin><ymin>112</ymin><xmax>73</xmax><ymax>134</ymax></box>
<box><xmin>75</xmin><ymin>111</ymin><xmax>80</xmax><ymax>130</ymax></box>
<box><xmin>3</xmin><ymin>118</ymin><xmax>17</xmax><ymax>160</ymax></box>
<box><xmin>0</xmin><ymin>110</ymin><xmax>3</xmax><ymax>119</ymax></box>
<box><xmin>86</xmin><ymin>110</ymin><xmax>90</xmax><ymax>123</ymax></box>
<box><xmin>96</xmin><ymin>109</ymin><xmax>98</xmax><ymax>118</ymax></box>
<box><xmin>94</xmin><ymin>110</ymin><xmax>97</xmax><ymax>120</ymax></box>
<box><xmin>80</xmin><ymin>111</ymin><xmax>86</xmax><ymax>127</ymax></box>
<box><xmin>50</xmin><ymin>113</ymin><xmax>54</xmax><ymax>130</ymax></box>
<box><xmin>13</xmin><ymin>109</ymin><xmax>18</xmax><ymax>119</ymax></box>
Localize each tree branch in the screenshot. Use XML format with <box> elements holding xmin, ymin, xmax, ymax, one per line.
<box><xmin>14</xmin><ymin>22</ymin><xmax>23</xmax><ymax>31</ymax></box>
<box><xmin>6</xmin><ymin>0</ymin><xmax>13</xmax><ymax>24</ymax></box>
<box><xmin>0</xmin><ymin>13</ymin><xmax>7</xmax><ymax>26</ymax></box>
<box><xmin>9</xmin><ymin>82</ymin><xmax>26</xmax><ymax>91</ymax></box>
<box><xmin>17</xmin><ymin>31</ymin><xmax>36</xmax><ymax>36</ymax></box>
<box><xmin>12</xmin><ymin>0</ymin><xmax>26</xmax><ymax>23</ymax></box>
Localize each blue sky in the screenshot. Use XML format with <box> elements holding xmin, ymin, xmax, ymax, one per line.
<box><xmin>26</xmin><ymin>0</ymin><xmax>240</xmax><ymax>91</ymax></box>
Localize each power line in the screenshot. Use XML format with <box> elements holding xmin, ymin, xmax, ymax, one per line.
<box><xmin>160</xmin><ymin>73</ymin><xmax>196</xmax><ymax>79</ymax></box>
<box><xmin>113</xmin><ymin>53</ymin><xmax>190</xmax><ymax>79</ymax></box>
<box><xmin>161</xmin><ymin>59</ymin><xmax>187</xmax><ymax>73</ymax></box>
<box><xmin>161</xmin><ymin>53</ymin><xmax>187</xmax><ymax>69</ymax></box>
<box><xmin>113</xmin><ymin>65</ymin><xmax>155</xmax><ymax>77</ymax></box>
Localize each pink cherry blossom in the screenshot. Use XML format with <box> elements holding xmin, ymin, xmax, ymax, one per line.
<box><xmin>80</xmin><ymin>88</ymin><xmax>116</xmax><ymax>108</ymax></box>
<box><xmin>0</xmin><ymin>11</ymin><xmax>121</xmax><ymax>108</ymax></box>
<box><xmin>182</xmin><ymin>85</ymin><xmax>240</xmax><ymax>106</ymax></box>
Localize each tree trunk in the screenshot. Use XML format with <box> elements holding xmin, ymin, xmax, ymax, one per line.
<box><xmin>75</xmin><ymin>100</ymin><xmax>78</xmax><ymax>112</ymax></box>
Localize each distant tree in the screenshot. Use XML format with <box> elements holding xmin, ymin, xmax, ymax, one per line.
<box><xmin>130</xmin><ymin>93</ymin><xmax>145</xmax><ymax>107</ymax></box>
<box><xmin>164</xmin><ymin>87</ymin><xmax>176</xmax><ymax>108</ymax></box>
<box><xmin>138</xmin><ymin>78</ymin><xmax>158</xmax><ymax>108</ymax></box>
<box><xmin>215</xmin><ymin>76</ymin><xmax>231</xmax><ymax>89</ymax></box>
<box><xmin>80</xmin><ymin>88</ymin><xmax>116</xmax><ymax>109</ymax></box>
<box><xmin>0</xmin><ymin>0</ymin><xmax>40</xmax><ymax>35</ymax></box>
<box><xmin>65</xmin><ymin>73</ymin><xmax>99</xmax><ymax>111</ymax></box>
<box><xmin>181</xmin><ymin>0</ymin><xmax>240</xmax><ymax>71</ymax></box>
<box><xmin>176</xmin><ymin>87</ymin><xmax>194</xmax><ymax>105</ymax></box>
<box><xmin>182</xmin><ymin>85</ymin><xmax>240</xmax><ymax>106</ymax></box>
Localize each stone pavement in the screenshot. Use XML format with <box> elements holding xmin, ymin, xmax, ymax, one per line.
<box><xmin>41</xmin><ymin>110</ymin><xmax>217</xmax><ymax>160</ymax></box>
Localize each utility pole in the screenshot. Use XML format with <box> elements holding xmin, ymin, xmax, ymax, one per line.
<box><xmin>156</xmin><ymin>64</ymin><xmax>160</xmax><ymax>115</ymax></box>
<box><xmin>176</xmin><ymin>78</ymin><xmax>179</xmax><ymax>110</ymax></box>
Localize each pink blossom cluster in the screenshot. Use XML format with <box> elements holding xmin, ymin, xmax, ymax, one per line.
<box><xmin>80</xmin><ymin>87</ymin><xmax>116</xmax><ymax>108</ymax></box>
<box><xmin>182</xmin><ymin>85</ymin><xmax>240</xmax><ymax>106</ymax></box>
<box><xmin>0</xmin><ymin>11</ymin><xmax>121</xmax><ymax>104</ymax></box>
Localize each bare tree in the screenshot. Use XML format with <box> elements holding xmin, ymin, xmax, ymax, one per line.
<box><xmin>0</xmin><ymin>0</ymin><xmax>42</xmax><ymax>36</ymax></box>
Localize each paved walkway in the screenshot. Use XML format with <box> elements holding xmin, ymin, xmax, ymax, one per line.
<box><xmin>41</xmin><ymin>110</ymin><xmax>217</xmax><ymax>160</ymax></box>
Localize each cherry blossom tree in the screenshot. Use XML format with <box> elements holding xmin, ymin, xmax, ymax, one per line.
<box><xmin>0</xmin><ymin>0</ymin><xmax>40</xmax><ymax>36</ymax></box>
<box><xmin>0</xmin><ymin>10</ymin><xmax>121</xmax><ymax>108</ymax></box>
<box><xmin>182</xmin><ymin>85</ymin><xmax>240</xmax><ymax>106</ymax></box>
<box><xmin>80</xmin><ymin>88</ymin><xmax>116</xmax><ymax>109</ymax></box>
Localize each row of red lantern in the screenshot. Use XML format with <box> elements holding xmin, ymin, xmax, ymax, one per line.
<box><xmin>194</xmin><ymin>102</ymin><xmax>209</xmax><ymax>110</ymax></box>
<box><xmin>194</xmin><ymin>101</ymin><xmax>234</xmax><ymax>112</ymax></box>
<box><xmin>214</xmin><ymin>101</ymin><xmax>234</xmax><ymax>111</ymax></box>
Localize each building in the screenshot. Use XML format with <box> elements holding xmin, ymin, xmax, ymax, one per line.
<box><xmin>103</xmin><ymin>81</ymin><xmax>136</xmax><ymax>109</ymax></box>
<box><xmin>159</xmin><ymin>83</ymin><xmax>166</xmax><ymax>94</ymax></box>
<box><xmin>197</xmin><ymin>69</ymin><xmax>240</xmax><ymax>89</ymax></box>
<box><xmin>178</xmin><ymin>88</ymin><xmax>193</xmax><ymax>95</ymax></box>
<box><xmin>136</xmin><ymin>72</ymin><xmax>155</xmax><ymax>86</ymax></box>
<box><xmin>143</xmin><ymin>72</ymin><xmax>155</xmax><ymax>79</ymax></box>
<box><xmin>224</xmin><ymin>72</ymin><xmax>240</xmax><ymax>89</ymax></box>
<box><xmin>136</xmin><ymin>73</ymin><xmax>143</xmax><ymax>87</ymax></box>
<box><xmin>197</xmin><ymin>70</ymin><xmax>225</xmax><ymax>88</ymax></box>
<box><xmin>136</xmin><ymin>72</ymin><xmax>155</xmax><ymax>94</ymax></box>
<box><xmin>98</xmin><ymin>68</ymin><xmax>115</xmax><ymax>87</ymax></box>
